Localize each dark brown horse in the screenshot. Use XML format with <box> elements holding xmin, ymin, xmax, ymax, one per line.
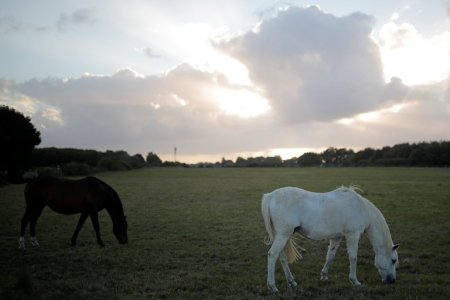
<box><xmin>19</xmin><ymin>176</ymin><xmax>128</xmax><ymax>248</ymax></box>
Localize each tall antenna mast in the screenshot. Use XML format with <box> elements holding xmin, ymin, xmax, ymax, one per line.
<box><xmin>174</xmin><ymin>147</ymin><xmax>177</xmax><ymax>163</ymax></box>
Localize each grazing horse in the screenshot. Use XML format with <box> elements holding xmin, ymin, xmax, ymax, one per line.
<box><xmin>19</xmin><ymin>176</ymin><xmax>128</xmax><ymax>248</ymax></box>
<box><xmin>261</xmin><ymin>186</ymin><xmax>398</xmax><ymax>293</ymax></box>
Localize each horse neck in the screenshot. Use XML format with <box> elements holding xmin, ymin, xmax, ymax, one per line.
<box><xmin>366</xmin><ymin>201</ymin><xmax>393</xmax><ymax>256</ymax></box>
<box><xmin>105</xmin><ymin>194</ymin><xmax>124</xmax><ymax>223</ymax></box>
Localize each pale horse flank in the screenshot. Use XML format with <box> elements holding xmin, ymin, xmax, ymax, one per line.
<box><xmin>261</xmin><ymin>186</ymin><xmax>399</xmax><ymax>293</ymax></box>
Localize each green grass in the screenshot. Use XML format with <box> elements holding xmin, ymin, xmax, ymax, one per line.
<box><xmin>1</xmin><ymin>167</ymin><xmax>450</xmax><ymax>299</ymax></box>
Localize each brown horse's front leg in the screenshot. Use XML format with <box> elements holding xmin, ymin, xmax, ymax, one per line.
<box><xmin>71</xmin><ymin>213</ymin><xmax>89</xmax><ymax>246</ymax></box>
<box><xmin>19</xmin><ymin>212</ymin><xmax>29</xmax><ymax>249</ymax></box>
<box><xmin>90</xmin><ymin>212</ymin><xmax>104</xmax><ymax>247</ymax></box>
<box><xmin>20</xmin><ymin>212</ymin><xmax>29</xmax><ymax>237</ymax></box>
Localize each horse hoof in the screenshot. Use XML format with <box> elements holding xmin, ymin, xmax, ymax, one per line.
<box><xmin>321</xmin><ymin>274</ymin><xmax>329</xmax><ymax>282</ymax></box>
<box><xmin>289</xmin><ymin>280</ymin><xmax>298</xmax><ymax>287</ymax></box>
<box><xmin>268</xmin><ymin>285</ymin><xmax>279</xmax><ymax>294</ymax></box>
<box><xmin>19</xmin><ymin>237</ymin><xmax>25</xmax><ymax>249</ymax></box>
<box><xmin>350</xmin><ymin>278</ymin><xmax>362</xmax><ymax>286</ymax></box>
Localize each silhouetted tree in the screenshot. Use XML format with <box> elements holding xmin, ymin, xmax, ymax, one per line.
<box><xmin>283</xmin><ymin>157</ymin><xmax>298</xmax><ymax>167</ymax></box>
<box><xmin>146</xmin><ymin>152</ymin><xmax>162</xmax><ymax>166</ymax></box>
<box><xmin>235</xmin><ymin>157</ymin><xmax>247</xmax><ymax>167</ymax></box>
<box><xmin>130</xmin><ymin>154</ymin><xmax>146</xmax><ymax>168</ymax></box>
<box><xmin>353</xmin><ymin>147</ymin><xmax>376</xmax><ymax>165</ymax></box>
<box><xmin>221</xmin><ymin>157</ymin><xmax>234</xmax><ymax>167</ymax></box>
<box><xmin>32</xmin><ymin>147</ymin><xmax>103</xmax><ymax>167</ymax></box>
<box><xmin>0</xmin><ymin>105</ymin><xmax>41</xmax><ymax>182</ymax></box>
<box><xmin>321</xmin><ymin>147</ymin><xmax>354</xmax><ymax>166</ymax></box>
<box><xmin>298</xmin><ymin>152</ymin><xmax>322</xmax><ymax>167</ymax></box>
<box><xmin>264</xmin><ymin>156</ymin><xmax>283</xmax><ymax>167</ymax></box>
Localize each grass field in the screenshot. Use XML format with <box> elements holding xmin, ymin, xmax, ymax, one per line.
<box><xmin>1</xmin><ymin>167</ymin><xmax>450</xmax><ymax>299</ymax></box>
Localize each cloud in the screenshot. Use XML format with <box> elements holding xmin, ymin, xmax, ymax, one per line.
<box><xmin>334</xmin><ymin>80</ymin><xmax>450</xmax><ymax>146</ymax></box>
<box><xmin>218</xmin><ymin>5</ymin><xmax>387</xmax><ymax>124</ymax></box>
<box><xmin>378</xmin><ymin>21</ymin><xmax>450</xmax><ymax>85</ymax></box>
<box><xmin>0</xmin><ymin>16</ymin><xmax>48</xmax><ymax>33</ymax></box>
<box><xmin>134</xmin><ymin>47</ymin><xmax>163</xmax><ymax>59</ymax></box>
<box><xmin>6</xmin><ymin>67</ymin><xmax>448</xmax><ymax>161</ymax></box>
<box><xmin>0</xmin><ymin>8</ymin><xmax>96</xmax><ymax>34</ymax></box>
<box><xmin>8</xmin><ymin>64</ymin><xmax>271</xmax><ymax>156</ymax></box>
<box><xmin>57</xmin><ymin>8</ymin><xmax>97</xmax><ymax>31</ymax></box>
<box><xmin>1</xmin><ymin>5</ymin><xmax>448</xmax><ymax>162</ymax></box>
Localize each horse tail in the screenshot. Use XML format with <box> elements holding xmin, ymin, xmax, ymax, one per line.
<box><xmin>284</xmin><ymin>236</ymin><xmax>303</xmax><ymax>264</ymax></box>
<box><xmin>261</xmin><ymin>193</ymin><xmax>274</xmax><ymax>246</ymax></box>
<box><xmin>261</xmin><ymin>192</ymin><xmax>304</xmax><ymax>264</ymax></box>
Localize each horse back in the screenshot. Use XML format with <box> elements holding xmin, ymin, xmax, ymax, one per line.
<box><xmin>25</xmin><ymin>177</ymin><xmax>108</xmax><ymax>215</ymax></box>
<box><xmin>267</xmin><ymin>187</ymin><xmax>369</xmax><ymax>239</ymax></box>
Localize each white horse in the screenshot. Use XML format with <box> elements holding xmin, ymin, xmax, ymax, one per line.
<box><xmin>261</xmin><ymin>186</ymin><xmax>399</xmax><ymax>293</ymax></box>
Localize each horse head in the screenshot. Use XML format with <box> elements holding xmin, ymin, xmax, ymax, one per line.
<box><xmin>113</xmin><ymin>215</ymin><xmax>128</xmax><ymax>244</ymax></box>
<box><xmin>374</xmin><ymin>244</ymin><xmax>399</xmax><ymax>284</ymax></box>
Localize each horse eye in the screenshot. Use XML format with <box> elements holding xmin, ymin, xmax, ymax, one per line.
<box><xmin>392</xmin><ymin>259</ymin><xmax>397</xmax><ymax>264</ymax></box>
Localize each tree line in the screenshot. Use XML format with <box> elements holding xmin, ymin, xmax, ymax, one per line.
<box><xmin>31</xmin><ymin>148</ymin><xmax>187</xmax><ymax>177</ymax></box>
<box><xmin>32</xmin><ymin>148</ymin><xmax>148</xmax><ymax>176</ymax></box>
<box><xmin>199</xmin><ymin>141</ymin><xmax>450</xmax><ymax>168</ymax></box>
<box><xmin>31</xmin><ymin>141</ymin><xmax>450</xmax><ymax>175</ymax></box>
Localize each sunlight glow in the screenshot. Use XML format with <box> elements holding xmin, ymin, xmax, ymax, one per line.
<box><xmin>358</xmin><ymin>111</ymin><xmax>380</xmax><ymax>123</ymax></box>
<box><xmin>378</xmin><ymin>22</ymin><xmax>450</xmax><ymax>85</ymax></box>
<box><xmin>212</xmin><ymin>87</ymin><xmax>270</xmax><ymax>118</ymax></box>
<box><xmin>337</xmin><ymin>103</ymin><xmax>411</xmax><ymax>125</ymax></box>
<box><xmin>42</xmin><ymin>108</ymin><xmax>64</xmax><ymax>125</ymax></box>
<box><xmin>267</xmin><ymin>148</ymin><xmax>324</xmax><ymax>160</ymax></box>
<box><xmin>161</xmin><ymin>21</ymin><xmax>252</xmax><ymax>86</ymax></box>
<box><xmin>172</xmin><ymin>94</ymin><xmax>188</xmax><ymax>106</ymax></box>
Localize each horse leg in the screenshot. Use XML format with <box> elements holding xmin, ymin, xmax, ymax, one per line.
<box><xmin>19</xmin><ymin>212</ymin><xmax>30</xmax><ymax>249</ymax></box>
<box><xmin>345</xmin><ymin>232</ymin><xmax>362</xmax><ymax>286</ymax></box>
<box><xmin>267</xmin><ymin>234</ymin><xmax>290</xmax><ymax>294</ymax></box>
<box><xmin>320</xmin><ymin>238</ymin><xmax>342</xmax><ymax>281</ymax></box>
<box><xmin>90</xmin><ymin>212</ymin><xmax>104</xmax><ymax>247</ymax></box>
<box><xmin>71</xmin><ymin>213</ymin><xmax>89</xmax><ymax>246</ymax></box>
<box><xmin>29</xmin><ymin>208</ymin><xmax>44</xmax><ymax>247</ymax></box>
<box><xmin>279</xmin><ymin>250</ymin><xmax>298</xmax><ymax>288</ymax></box>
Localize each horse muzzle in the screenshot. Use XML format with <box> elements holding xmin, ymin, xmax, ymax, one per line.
<box><xmin>382</xmin><ymin>275</ymin><xmax>396</xmax><ymax>284</ymax></box>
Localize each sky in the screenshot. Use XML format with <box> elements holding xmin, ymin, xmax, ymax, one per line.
<box><xmin>1</xmin><ymin>0</ymin><xmax>449</xmax><ymax>163</ymax></box>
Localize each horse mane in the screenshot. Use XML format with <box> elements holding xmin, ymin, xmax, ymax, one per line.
<box><xmin>356</xmin><ymin>190</ymin><xmax>394</xmax><ymax>252</ymax></box>
<box><xmin>338</xmin><ymin>185</ymin><xmax>393</xmax><ymax>251</ymax></box>
<box><xmin>345</xmin><ymin>185</ymin><xmax>364</xmax><ymax>194</ymax></box>
<box><xmin>87</xmin><ymin>177</ymin><xmax>125</xmax><ymax>218</ymax></box>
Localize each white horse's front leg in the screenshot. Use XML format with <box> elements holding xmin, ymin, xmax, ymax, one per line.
<box><xmin>267</xmin><ymin>235</ymin><xmax>289</xmax><ymax>293</ymax></box>
<box><xmin>345</xmin><ymin>232</ymin><xmax>361</xmax><ymax>286</ymax></box>
<box><xmin>321</xmin><ymin>238</ymin><xmax>341</xmax><ymax>281</ymax></box>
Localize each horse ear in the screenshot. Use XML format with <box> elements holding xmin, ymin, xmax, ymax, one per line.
<box><xmin>393</xmin><ymin>244</ymin><xmax>399</xmax><ymax>251</ymax></box>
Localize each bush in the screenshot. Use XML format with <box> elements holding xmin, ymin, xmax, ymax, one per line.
<box><xmin>376</xmin><ymin>158</ymin><xmax>409</xmax><ymax>166</ymax></box>
<box><xmin>61</xmin><ymin>162</ymin><xmax>95</xmax><ymax>176</ymax></box>
<box><xmin>0</xmin><ymin>171</ymin><xmax>8</xmax><ymax>186</ymax></box>
<box><xmin>98</xmin><ymin>158</ymin><xmax>131</xmax><ymax>171</ymax></box>
<box><xmin>36</xmin><ymin>167</ymin><xmax>62</xmax><ymax>177</ymax></box>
